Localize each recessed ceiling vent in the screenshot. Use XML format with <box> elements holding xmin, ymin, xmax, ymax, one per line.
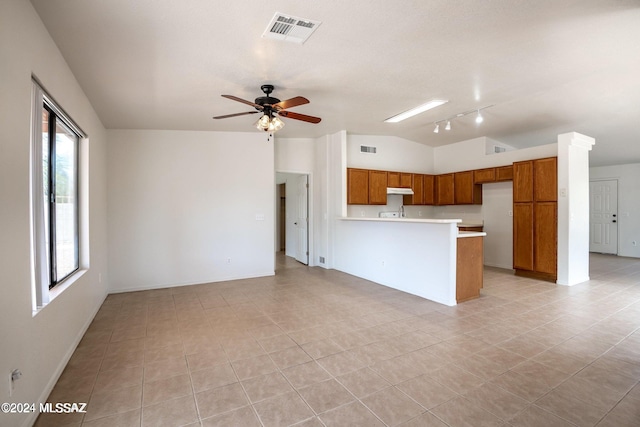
<box><xmin>262</xmin><ymin>12</ymin><xmax>321</xmax><ymax>44</ymax></box>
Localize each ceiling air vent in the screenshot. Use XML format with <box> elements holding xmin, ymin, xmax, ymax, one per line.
<box><xmin>360</xmin><ymin>145</ymin><xmax>377</xmax><ymax>154</ymax></box>
<box><xmin>262</xmin><ymin>12</ymin><xmax>321</xmax><ymax>44</ymax></box>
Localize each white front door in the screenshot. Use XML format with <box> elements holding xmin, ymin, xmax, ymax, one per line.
<box><xmin>590</xmin><ymin>180</ymin><xmax>618</xmax><ymax>254</ymax></box>
<box><xmin>295</xmin><ymin>175</ymin><xmax>309</xmax><ymax>265</ymax></box>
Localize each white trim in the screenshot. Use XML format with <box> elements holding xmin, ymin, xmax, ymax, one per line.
<box><xmin>30</xmin><ymin>81</ymin><xmax>50</xmax><ymax>310</ymax></box>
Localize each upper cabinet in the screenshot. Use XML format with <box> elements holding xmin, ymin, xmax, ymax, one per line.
<box><xmin>435</xmin><ymin>174</ymin><xmax>455</xmax><ymax>205</ymax></box>
<box><xmin>454</xmin><ymin>171</ymin><xmax>482</xmax><ymax>205</ymax></box>
<box><xmin>534</xmin><ymin>157</ymin><xmax>557</xmax><ymax>202</ymax></box>
<box><xmin>348</xmin><ymin>162</ymin><xmax>518</xmax><ymax>206</ymax></box>
<box><xmin>369</xmin><ymin>170</ymin><xmax>388</xmax><ymax>205</ymax></box>
<box><xmin>404</xmin><ymin>174</ymin><xmax>424</xmax><ymax>205</ymax></box>
<box><xmin>346</xmin><ymin>168</ymin><xmax>387</xmax><ymax>205</ymax></box>
<box><xmin>347</xmin><ymin>168</ymin><xmax>369</xmax><ymax>205</ymax></box>
<box><xmin>513</xmin><ymin>160</ymin><xmax>534</xmax><ymax>202</ymax></box>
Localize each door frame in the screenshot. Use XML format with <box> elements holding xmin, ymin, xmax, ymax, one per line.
<box><xmin>589</xmin><ymin>178</ymin><xmax>619</xmax><ymax>255</ymax></box>
<box><xmin>275</xmin><ymin>171</ymin><xmax>314</xmax><ymax>266</ymax></box>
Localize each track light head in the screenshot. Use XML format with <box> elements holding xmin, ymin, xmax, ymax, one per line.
<box><xmin>445</xmin><ymin>120</ymin><xmax>451</xmax><ymax>131</ymax></box>
<box><xmin>433</xmin><ymin>123</ymin><xmax>440</xmax><ymax>133</ymax></box>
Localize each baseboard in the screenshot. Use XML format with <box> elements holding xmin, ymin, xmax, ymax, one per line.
<box><xmin>108</xmin><ymin>271</ymin><xmax>276</xmax><ymax>294</ymax></box>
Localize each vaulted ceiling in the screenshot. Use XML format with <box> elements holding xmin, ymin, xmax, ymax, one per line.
<box><xmin>31</xmin><ymin>0</ymin><xmax>640</xmax><ymax>166</ymax></box>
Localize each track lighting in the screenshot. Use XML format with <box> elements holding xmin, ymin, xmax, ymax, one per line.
<box><xmin>431</xmin><ymin>105</ymin><xmax>493</xmax><ymax>134</ymax></box>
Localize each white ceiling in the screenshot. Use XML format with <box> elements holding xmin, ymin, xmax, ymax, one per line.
<box><xmin>31</xmin><ymin>0</ymin><xmax>640</xmax><ymax>166</ymax></box>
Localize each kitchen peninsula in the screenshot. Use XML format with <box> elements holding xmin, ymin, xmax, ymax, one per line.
<box><xmin>334</xmin><ymin>217</ymin><xmax>485</xmax><ymax>306</ymax></box>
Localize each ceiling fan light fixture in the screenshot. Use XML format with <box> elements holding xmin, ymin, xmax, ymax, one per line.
<box><xmin>268</xmin><ymin>116</ymin><xmax>285</xmax><ymax>132</ymax></box>
<box><xmin>255</xmin><ymin>114</ymin><xmax>271</xmax><ymax>131</ymax></box>
<box><xmin>385</xmin><ymin>99</ymin><xmax>448</xmax><ymax>123</ymax></box>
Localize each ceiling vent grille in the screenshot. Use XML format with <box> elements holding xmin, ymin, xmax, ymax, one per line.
<box><xmin>262</xmin><ymin>12</ymin><xmax>321</xmax><ymax>44</ymax></box>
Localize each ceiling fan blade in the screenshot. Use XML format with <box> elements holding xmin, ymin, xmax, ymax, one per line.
<box><xmin>278</xmin><ymin>110</ymin><xmax>322</xmax><ymax>124</ymax></box>
<box><xmin>212</xmin><ymin>111</ymin><xmax>259</xmax><ymax>119</ymax></box>
<box><xmin>272</xmin><ymin>96</ymin><xmax>309</xmax><ymax>111</ymax></box>
<box><xmin>221</xmin><ymin>95</ymin><xmax>263</xmax><ymax>110</ymax></box>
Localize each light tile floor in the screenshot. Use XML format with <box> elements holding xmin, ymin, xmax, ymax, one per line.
<box><xmin>36</xmin><ymin>253</ymin><xmax>640</xmax><ymax>426</ymax></box>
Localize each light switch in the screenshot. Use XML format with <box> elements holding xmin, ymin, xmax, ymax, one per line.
<box><xmin>560</xmin><ymin>188</ymin><xmax>567</xmax><ymax>197</ymax></box>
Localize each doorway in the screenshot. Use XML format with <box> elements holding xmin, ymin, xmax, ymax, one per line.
<box><xmin>275</xmin><ymin>172</ymin><xmax>310</xmax><ymax>266</ymax></box>
<box><xmin>589</xmin><ymin>179</ymin><xmax>618</xmax><ymax>254</ymax></box>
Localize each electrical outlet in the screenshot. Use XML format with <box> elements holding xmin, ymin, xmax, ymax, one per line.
<box><xmin>508</xmin><ymin>210</ymin><xmax>513</xmax><ymax>217</ymax></box>
<box><xmin>381</xmin><ymin>260</ymin><xmax>385</xmax><ymax>267</ymax></box>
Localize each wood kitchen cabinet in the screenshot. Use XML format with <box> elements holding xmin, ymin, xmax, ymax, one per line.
<box><xmin>347</xmin><ymin>168</ymin><xmax>369</xmax><ymax>205</ymax></box>
<box><xmin>474</xmin><ymin>168</ymin><xmax>496</xmax><ymax>184</ymax></box>
<box><xmin>369</xmin><ymin>170</ymin><xmax>388</xmax><ymax>205</ymax></box>
<box><xmin>512</xmin><ymin>157</ymin><xmax>557</xmax><ymax>281</ymax></box>
<box><xmin>387</xmin><ymin>172</ymin><xmax>400</xmax><ymax>188</ymax></box>
<box><xmin>454</xmin><ymin>171</ymin><xmax>482</xmax><ymax>205</ymax></box>
<box><xmin>513</xmin><ymin>160</ymin><xmax>534</xmax><ymax>202</ymax></box>
<box><xmin>347</xmin><ymin>168</ymin><xmax>387</xmax><ymax>205</ymax></box>
<box><xmin>496</xmin><ymin>165</ymin><xmax>514</xmax><ymax>181</ymax></box>
<box><xmin>404</xmin><ymin>174</ymin><xmax>424</xmax><ymax>205</ymax></box>
<box><xmin>457</xmin><ymin>236</ymin><xmax>484</xmax><ymax>303</ymax></box>
<box><xmin>423</xmin><ymin>175</ymin><xmax>435</xmax><ymax>205</ymax></box>
<box><xmin>513</xmin><ymin>202</ymin><xmax>534</xmax><ymax>271</ymax></box>
<box><xmin>534</xmin><ymin>157</ymin><xmax>557</xmax><ymax>202</ymax></box>
<box><xmin>534</xmin><ymin>202</ymin><xmax>557</xmax><ymax>275</ymax></box>
<box><xmin>435</xmin><ymin>174</ymin><xmax>455</xmax><ymax>205</ymax></box>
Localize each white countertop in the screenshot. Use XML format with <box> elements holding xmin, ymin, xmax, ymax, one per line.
<box><xmin>457</xmin><ymin>231</ymin><xmax>487</xmax><ymax>238</ymax></box>
<box><xmin>340</xmin><ymin>217</ymin><xmax>461</xmax><ymax>224</ymax></box>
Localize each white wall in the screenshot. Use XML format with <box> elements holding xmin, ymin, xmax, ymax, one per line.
<box><xmin>433</xmin><ymin>137</ymin><xmax>558</xmax><ymax>173</ymax></box>
<box><xmin>275</xmin><ymin>137</ymin><xmax>315</xmax><ymax>173</ymax></box>
<box><xmin>0</xmin><ymin>1</ymin><xmax>109</xmax><ymax>426</ymax></box>
<box><xmin>481</xmin><ymin>182</ymin><xmax>514</xmax><ymax>269</ymax></box>
<box><xmin>347</xmin><ymin>134</ymin><xmax>435</xmax><ymax>172</ymax></box>
<box><xmin>107</xmin><ymin>130</ymin><xmax>275</xmax><ymax>292</ymax></box>
<box><xmin>590</xmin><ymin>163</ymin><xmax>640</xmax><ymax>258</ymax></box>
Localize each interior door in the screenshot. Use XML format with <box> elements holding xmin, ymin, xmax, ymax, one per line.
<box><xmin>590</xmin><ymin>180</ymin><xmax>618</xmax><ymax>254</ymax></box>
<box><xmin>295</xmin><ymin>175</ymin><xmax>309</xmax><ymax>265</ymax></box>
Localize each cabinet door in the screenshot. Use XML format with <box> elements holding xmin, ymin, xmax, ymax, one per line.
<box><xmin>436</xmin><ymin>174</ymin><xmax>455</xmax><ymax>205</ymax></box>
<box><xmin>474</xmin><ymin>168</ymin><xmax>496</xmax><ymax>184</ymax></box>
<box><xmin>369</xmin><ymin>170</ymin><xmax>388</xmax><ymax>205</ymax></box>
<box><xmin>513</xmin><ymin>161</ymin><xmax>533</xmax><ymax>203</ymax></box>
<box><xmin>496</xmin><ymin>165</ymin><xmax>514</xmax><ymax>181</ymax></box>
<box><xmin>387</xmin><ymin>172</ymin><xmax>400</xmax><ymax>188</ymax></box>
<box><xmin>347</xmin><ymin>168</ymin><xmax>369</xmax><ymax>205</ymax></box>
<box><xmin>405</xmin><ymin>174</ymin><xmax>424</xmax><ymax>205</ymax></box>
<box><xmin>400</xmin><ymin>173</ymin><xmax>413</xmax><ymax>188</ymax></box>
<box><xmin>424</xmin><ymin>175</ymin><xmax>435</xmax><ymax>205</ymax></box>
<box><xmin>454</xmin><ymin>171</ymin><xmax>482</xmax><ymax>204</ymax></box>
<box><xmin>534</xmin><ymin>157</ymin><xmax>557</xmax><ymax>202</ymax></box>
<box><xmin>534</xmin><ymin>202</ymin><xmax>557</xmax><ymax>275</ymax></box>
<box><xmin>513</xmin><ymin>202</ymin><xmax>534</xmax><ymax>271</ymax></box>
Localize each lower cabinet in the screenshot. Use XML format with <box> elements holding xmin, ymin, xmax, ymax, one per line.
<box><xmin>457</xmin><ymin>236</ymin><xmax>484</xmax><ymax>303</ymax></box>
<box><xmin>513</xmin><ymin>201</ymin><xmax>557</xmax><ymax>281</ymax></box>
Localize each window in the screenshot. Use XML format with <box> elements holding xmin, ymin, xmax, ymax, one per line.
<box><xmin>31</xmin><ymin>80</ymin><xmax>85</xmax><ymax>308</ymax></box>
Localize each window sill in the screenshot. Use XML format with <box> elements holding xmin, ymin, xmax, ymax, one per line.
<box><xmin>33</xmin><ymin>269</ymin><xmax>87</xmax><ymax>316</ymax></box>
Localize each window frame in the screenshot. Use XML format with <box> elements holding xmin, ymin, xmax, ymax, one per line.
<box><xmin>31</xmin><ymin>79</ymin><xmax>87</xmax><ymax>310</ymax></box>
<box><xmin>42</xmin><ymin>102</ymin><xmax>81</xmax><ymax>288</ymax></box>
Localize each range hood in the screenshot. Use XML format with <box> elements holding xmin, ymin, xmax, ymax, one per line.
<box><xmin>387</xmin><ymin>187</ymin><xmax>414</xmax><ymax>195</ymax></box>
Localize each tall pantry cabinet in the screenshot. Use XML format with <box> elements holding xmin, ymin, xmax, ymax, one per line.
<box><xmin>513</xmin><ymin>157</ymin><xmax>557</xmax><ymax>281</ymax></box>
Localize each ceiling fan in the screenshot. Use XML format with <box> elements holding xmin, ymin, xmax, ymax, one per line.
<box><xmin>213</xmin><ymin>84</ymin><xmax>321</xmax><ymax>132</ymax></box>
